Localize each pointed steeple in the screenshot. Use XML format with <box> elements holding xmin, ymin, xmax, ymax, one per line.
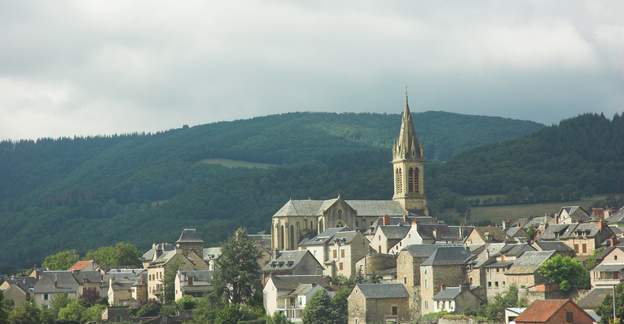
<box><xmin>393</xmin><ymin>89</ymin><xmax>422</xmax><ymax>161</ymax></box>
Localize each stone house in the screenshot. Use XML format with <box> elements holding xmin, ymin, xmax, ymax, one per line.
<box><xmin>464</xmin><ymin>226</ymin><xmax>509</xmax><ymax>246</ymax></box>
<box><xmin>263</xmin><ymin>250</ymin><xmax>324</xmax><ymax>283</ymax></box>
<box><xmin>300</xmin><ymin>227</ymin><xmax>350</xmax><ymax>265</ymax></box>
<box><xmin>590</xmin><ymin>246</ymin><xmax>624</xmax><ymax>288</ymax></box>
<box><xmin>300</xmin><ymin>227</ymin><xmax>369</xmax><ymax>278</ymax></box>
<box><xmin>369</xmin><ymin>225</ymin><xmax>410</xmax><ymax>254</ymax></box>
<box><xmin>107</xmin><ymin>272</ymin><xmax>147</xmax><ymax>307</ymax></box>
<box><xmin>263</xmin><ymin>275</ymin><xmax>329</xmax><ymax>322</ymax></box>
<box><xmin>146</xmin><ymin>229</ymin><xmax>209</xmax><ymax>302</ymax></box>
<box><xmin>174</xmin><ymin>269</ymin><xmax>213</xmax><ymax>301</ymax></box>
<box><xmin>388</xmin><ymin>222</ymin><xmax>471</xmax><ymax>254</ymax></box>
<box><xmin>558</xmin><ymin>221</ymin><xmax>615</xmax><ymax>257</ymax></box>
<box><xmin>515</xmin><ymin>299</ymin><xmax>594</xmax><ymax>324</ymax></box>
<box><xmin>483</xmin><ymin>244</ymin><xmax>534</xmax><ymax>299</ymax></box>
<box><xmin>530</xmin><ymin>240</ymin><xmax>575</xmax><ymax>257</ymax></box>
<box><xmin>0</xmin><ymin>276</ymin><xmax>37</xmax><ymax>306</ymax></box>
<box><xmin>348</xmin><ymin>283</ymin><xmax>410</xmax><ymax>324</ymax></box>
<box><xmin>354</xmin><ymin>254</ymin><xmax>396</xmax><ymax>282</ymax></box>
<box><xmin>73</xmin><ymin>270</ymin><xmax>104</xmax><ymax>299</ymax></box>
<box><xmin>419</xmin><ymin>246</ymin><xmax>471</xmax><ymax>315</ymax></box>
<box><xmin>396</xmin><ymin>244</ymin><xmax>442</xmax><ymax>288</ymax></box>
<box><xmin>432</xmin><ymin>285</ymin><xmax>480</xmax><ymax>313</ymax></box>
<box><xmin>504</xmin><ymin>250</ymin><xmax>556</xmax><ymax>289</ymax></box>
<box><xmin>33</xmin><ymin>271</ymin><xmax>80</xmax><ymax>307</ymax></box>
<box><xmin>557</xmin><ymin>206</ymin><xmax>591</xmax><ymax>224</ymax></box>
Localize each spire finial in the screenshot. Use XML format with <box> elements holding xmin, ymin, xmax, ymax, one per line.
<box><xmin>404</xmin><ymin>85</ymin><xmax>409</xmax><ymax>107</ymax></box>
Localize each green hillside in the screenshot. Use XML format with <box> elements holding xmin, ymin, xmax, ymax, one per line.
<box><xmin>0</xmin><ymin>111</ymin><xmax>543</xmax><ymax>271</ymax></box>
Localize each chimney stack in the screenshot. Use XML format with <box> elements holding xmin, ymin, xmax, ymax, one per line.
<box><xmin>383</xmin><ymin>215</ymin><xmax>390</xmax><ymax>225</ymax></box>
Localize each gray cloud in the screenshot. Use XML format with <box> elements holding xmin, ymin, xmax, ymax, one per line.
<box><xmin>1</xmin><ymin>0</ymin><xmax>623</xmax><ymax>139</ymax></box>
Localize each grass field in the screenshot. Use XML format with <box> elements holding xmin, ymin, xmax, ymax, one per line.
<box><xmin>199</xmin><ymin>158</ymin><xmax>276</xmax><ymax>169</ymax></box>
<box><xmin>469</xmin><ymin>195</ymin><xmax>608</xmax><ymax>223</ymax></box>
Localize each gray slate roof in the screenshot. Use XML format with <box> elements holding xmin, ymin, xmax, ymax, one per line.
<box><xmin>402</xmin><ymin>244</ymin><xmax>444</xmax><ymax>258</ymax></box>
<box><xmin>330</xmin><ymin>231</ymin><xmax>360</xmax><ymax>244</ymax></box>
<box><xmin>498</xmin><ymin>243</ymin><xmax>535</xmax><ymax>257</ymax></box>
<box><xmin>506</xmin><ymin>251</ymin><xmax>555</xmax><ymax>275</ymax></box>
<box><xmin>533</xmin><ymin>240</ymin><xmax>574</xmax><ymax>253</ymax></box>
<box><xmin>273</xmin><ymin>198</ymin><xmax>404</xmax><ymax>217</ymax></box>
<box><xmin>2</xmin><ymin>276</ymin><xmax>37</xmax><ymax>292</ymax></box>
<box><xmin>422</xmin><ymin>246</ymin><xmax>471</xmax><ymax>266</ymax></box>
<box><xmin>577</xmin><ymin>287</ymin><xmax>613</xmax><ymax>309</ymax></box>
<box><xmin>177</xmin><ymin>228</ymin><xmax>204</xmax><ymax>243</ymax></box>
<box><xmin>34</xmin><ymin>271</ymin><xmax>79</xmax><ymax>294</ymax></box>
<box><xmin>270</xmin><ymin>275</ymin><xmax>328</xmax><ymax>291</ymax></box>
<box><xmin>73</xmin><ymin>271</ymin><xmax>103</xmax><ymax>284</ymax></box>
<box><xmin>142</xmin><ymin>243</ymin><xmax>175</xmax><ymax>261</ymax></box>
<box><xmin>433</xmin><ymin>286</ymin><xmax>463</xmax><ymax>300</ymax></box>
<box><xmin>540</xmin><ymin>224</ymin><xmax>570</xmax><ymax>240</ymax></box>
<box><xmin>264</xmin><ymin>251</ymin><xmax>318</xmax><ymax>272</ymax></box>
<box><xmin>593</xmin><ymin>264</ymin><xmax>624</xmax><ymax>272</ymax></box>
<box><xmin>379</xmin><ymin>225</ymin><xmax>410</xmax><ymax>240</ymax></box>
<box><xmin>300</xmin><ymin>227</ymin><xmax>349</xmax><ymax>246</ymax></box>
<box><xmin>356</xmin><ymin>283</ymin><xmax>408</xmax><ymax>299</ymax></box>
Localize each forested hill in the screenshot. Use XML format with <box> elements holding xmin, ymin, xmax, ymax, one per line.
<box><xmin>0</xmin><ymin>111</ymin><xmax>543</xmax><ymax>271</ymax></box>
<box><xmin>431</xmin><ymin>113</ymin><xmax>624</xmax><ymax>203</ymax></box>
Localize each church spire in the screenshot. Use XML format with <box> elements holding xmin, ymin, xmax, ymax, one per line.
<box><xmin>393</xmin><ymin>89</ymin><xmax>422</xmax><ymax>161</ymax></box>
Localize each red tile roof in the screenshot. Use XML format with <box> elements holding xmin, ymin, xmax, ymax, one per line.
<box><xmin>515</xmin><ymin>299</ymin><xmax>590</xmax><ymax>323</ymax></box>
<box><xmin>68</xmin><ymin>260</ymin><xmax>95</xmax><ymax>271</ymax></box>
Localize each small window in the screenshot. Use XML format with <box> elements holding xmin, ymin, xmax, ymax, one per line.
<box><xmin>44</xmin><ymin>294</ymin><xmax>49</xmax><ymax>300</ymax></box>
<box><xmin>341</xmin><ymin>250</ymin><xmax>345</xmax><ymax>258</ymax></box>
<box><xmin>339</xmin><ymin>262</ymin><xmax>343</xmax><ymax>270</ymax></box>
<box><xmin>582</xmin><ymin>244</ymin><xmax>587</xmax><ymax>253</ymax></box>
<box><xmin>488</xmin><ymin>281</ymin><xmax>492</xmax><ymax>287</ymax></box>
<box><xmin>403</xmin><ymin>277</ymin><xmax>407</xmax><ymax>284</ymax></box>
<box><xmin>566</xmin><ymin>311</ymin><xmax>573</xmax><ymax>322</ymax></box>
<box><xmin>496</xmin><ymin>268</ymin><xmax>500</xmax><ymax>273</ymax></box>
<box><xmin>355</xmin><ymin>319</ymin><xmax>359</xmax><ymax>324</ymax></box>
<box><xmin>574</xmin><ymin>244</ymin><xmax>579</xmax><ymax>252</ymax></box>
<box><xmin>616</xmin><ymin>255</ymin><xmax>618</xmax><ymax>261</ymax></box>
<box><xmin>333</xmin><ymin>250</ymin><xmax>337</xmax><ymax>258</ymax></box>
<box><xmin>391</xmin><ymin>306</ymin><xmax>398</xmax><ymax>315</ymax></box>
<box><xmin>495</xmin><ymin>281</ymin><xmax>499</xmax><ymax>287</ymax></box>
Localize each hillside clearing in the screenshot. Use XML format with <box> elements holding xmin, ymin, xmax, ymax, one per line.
<box><xmin>198</xmin><ymin>158</ymin><xmax>277</xmax><ymax>169</ymax></box>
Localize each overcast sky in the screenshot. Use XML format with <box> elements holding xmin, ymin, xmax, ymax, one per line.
<box><xmin>1</xmin><ymin>1</ymin><xmax>623</xmax><ymax>139</ymax></box>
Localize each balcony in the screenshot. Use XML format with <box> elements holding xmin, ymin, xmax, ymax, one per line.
<box><xmin>276</xmin><ymin>307</ymin><xmax>304</xmax><ymax>322</ymax></box>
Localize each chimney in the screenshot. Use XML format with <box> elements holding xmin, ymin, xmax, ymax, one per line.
<box><xmin>432</xmin><ymin>229</ymin><xmax>438</xmax><ymax>240</ymax></box>
<box><xmin>501</xmin><ymin>220</ymin><xmax>507</xmax><ymax>230</ymax></box>
<box><xmin>383</xmin><ymin>215</ymin><xmax>390</xmax><ymax>225</ymax></box>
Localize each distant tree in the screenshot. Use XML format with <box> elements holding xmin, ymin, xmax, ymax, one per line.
<box><xmin>538</xmin><ymin>255</ymin><xmax>589</xmax><ymax>293</ymax></box>
<box><xmin>57</xmin><ymin>299</ymin><xmax>87</xmax><ymax>322</ymax></box>
<box><xmin>266</xmin><ymin>311</ymin><xmax>292</xmax><ymax>324</ymax></box>
<box><xmin>331</xmin><ymin>287</ymin><xmax>351</xmax><ymax>324</ymax></box>
<box><xmin>50</xmin><ymin>293</ymin><xmax>70</xmax><ymax>317</ymax></box>
<box><xmin>85</xmin><ymin>242</ymin><xmax>141</xmax><ymax>269</ymax></box>
<box><xmin>476</xmin><ymin>286</ymin><xmax>520</xmax><ymax>320</ymax></box>
<box><xmin>525</xmin><ymin>226</ymin><xmax>537</xmax><ymax>243</ymax></box>
<box><xmin>302</xmin><ymin>290</ymin><xmax>333</xmax><ymax>324</ymax></box>
<box><xmin>133</xmin><ymin>301</ymin><xmax>161</xmax><ymax>318</ymax></box>
<box><xmin>83</xmin><ymin>304</ymin><xmax>105</xmax><ymax>322</ymax></box>
<box><xmin>0</xmin><ymin>291</ymin><xmax>8</xmax><ymax>324</ymax></box>
<box><xmin>177</xmin><ymin>296</ymin><xmax>198</xmax><ymax>310</ymax></box>
<box><xmin>8</xmin><ymin>301</ymin><xmax>42</xmax><ymax>324</ymax></box>
<box><xmin>42</xmin><ymin>249</ymin><xmax>79</xmax><ymax>270</ymax></box>
<box><xmin>188</xmin><ymin>296</ymin><xmax>220</xmax><ymax>323</ymax></box>
<box><xmin>597</xmin><ymin>283</ymin><xmax>624</xmax><ymax>324</ymax></box>
<box><xmin>211</xmin><ymin>228</ymin><xmax>262</xmax><ymax>306</ymax></box>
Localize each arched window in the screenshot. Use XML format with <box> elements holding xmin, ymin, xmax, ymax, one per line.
<box><xmin>395</xmin><ymin>168</ymin><xmax>400</xmax><ymax>193</ymax></box>
<box><xmin>397</xmin><ymin>168</ymin><xmax>403</xmax><ymax>193</ymax></box>
<box><xmin>414</xmin><ymin>167</ymin><xmax>420</xmax><ymax>193</ymax></box>
<box><xmin>408</xmin><ymin>168</ymin><xmax>415</xmax><ymax>193</ymax></box>
<box><xmin>279</xmin><ymin>225</ymin><xmax>285</xmax><ymax>250</ymax></box>
<box><xmin>289</xmin><ymin>225</ymin><xmax>295</xmax><ymax>250</ymax></box>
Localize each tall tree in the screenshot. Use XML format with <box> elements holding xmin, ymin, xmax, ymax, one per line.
<box><xmin>85</xmin><ymin>242</ymin><xmax>141</xmax><ymax>269</ymax></box>
<box><xmin>302</xmin><ymin>290</ymin><xmax>334</xmax><ymax>324</ymax></box>
<box><xmin>331</xmin><ymin>287</ymin><xmax>351</xmax><ymax>324</ymax></box>
<box><xmin>42</xmin><ymin>249</ymin><xmax>79</xmax><ymax>270</ymax></box>
<box><xmin>538</xmin><ymin>254</ymin><xmax>589</xmax><ymax>293</ymax></box>
<box><xmin>8</xmin><ymin>302</ymin><xmax>42</xmax><ymax>324</ymax></box>
<box><xmin>597</xmin><ymin>283</ymin><xmax>624</xmax><ymax>324</ymax></box>
<box><xmin>0</xmin><ymin>291</ymin><xmax>8</xmax><ymax>324</ymax></box>
<box><xmin>211</xmin><ymin>228</ymin><xmax>261</xmax><ymax>305</ymax></box>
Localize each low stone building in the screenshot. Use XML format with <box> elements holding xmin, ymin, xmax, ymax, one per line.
<box><xmin>33</xmin><ymin>271</ymin><xmax>80</xmax><ymax>307</ymax></box>
<box><xmin>464</xmin><ymin>226</ymin><xmax>509</xmax><ymax>246</ymax></box>
<box><xmin>0</xmin><ymin>276</ymin><xmax>36</xmax><ymax>306</ymax></box>
<box><xmin>420</xmin><ymin>246</ymin><xmax>471</xmax><ymax>315</ymax></box>
<box><xmin>300</xmin><ymin>227</ymin><xmax>369</xmax><ymax>278</ymax></box>
<box><xmin>557</xmin><ymin>206</ymin><xmax>591</xmax><ymax>224</ymax></box>
<box><xmin>396</xmin><ymin>244</ymin><xmax>441</xmax><ymax>288</ymax></box>
<box><xmin>348</xmin><ymin>283</ymin><xmax>410</xmax><ymax>324</ymax></box>
<box><xmin>355</xmin><ymin>254</ymin><xmax>396</xmax><ymax>282</ymax></box>
<box><xmin>504</xmin><ymin>250</ymin><xmax>555</xmax><ymax>289</ymax></box>
<box><xmin>432</xmin><ymin>285</ymin><xmax>480</xmax><ymax>313</ymax></box>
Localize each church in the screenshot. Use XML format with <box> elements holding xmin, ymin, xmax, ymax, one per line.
<box><xmin>271</xmin><ymin>95</ymin><xmax>428</xmax><ymax>250</ymax></box>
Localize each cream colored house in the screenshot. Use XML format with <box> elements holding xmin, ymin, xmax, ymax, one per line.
<box><xmin>106</xmin><ymin>270</ymin><xmax>147</xmax><ymax>306</ymax></box>
<box><xmin>174</xmin><ymin>270</ymin><xmax>213</xmax><ymax>301</ymax></box>
<box><xmin>420</xmin><ymin>246</ymin><xmax>471</xmax><ymax>315</ymax></box>
<box><xmin>557</xmin><ymin>206</ymin><xmax>591</xmax><ymax>224</ymax></box>
<box><xmin>590</xmin><ymin>246</ymin><xmax>624</xmax><ymax>288</ymax></box>
<box><xmin>263</xmin><ymin>275</ymin><xmax>329</xmax><ymax>322</ymax></box>
<box><xmin>146</xmin><ymin>229</ymin><xmax>209</xmax><ymax>302</ymax></box>
<box><xmin>347</xmin><ymin>283</ymin><xmax>410</xmax><ymax>324</ymax></box>
<box><xmin>300</xmin><ymin>228</ymin><xmax>369</xmax><ymax>278</ymax></box>
<box><xmin>369</xmin><ymin>225</ymin><xmax>410</xmax><ymax>254</ymax></box>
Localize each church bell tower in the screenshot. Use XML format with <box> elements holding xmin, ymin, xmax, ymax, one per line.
<box><xmin>392</xmin><ymin>91</ymin><xmax>428</xmax><ymax>215</ymax></box>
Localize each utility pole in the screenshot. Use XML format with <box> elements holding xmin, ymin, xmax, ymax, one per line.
<box><xmin>614</xmin><ymin>285</ymin><xmax>617</xmax><ymax>322</ymax></box>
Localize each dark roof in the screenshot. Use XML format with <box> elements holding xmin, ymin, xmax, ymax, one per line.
<box><xmin>330</xmin><ymin>231</ymin><xmax>360</xmax><ymax>244</ymax></box>
<box><xmin>356</xmin><ymin>283</ymin><xmax>408</xmax><ymax>299</ymax></box>
<box><xmin>142</xmin><ymin>243</ymin><xmax>175</xmax><ymax>261</ymax></box>
<box><xmin>177</xmin><ymin>228</ymin><xmax>204</xmax><ymax>243</ymax></box>
<box><xmin>73</xmin><ymin>270</ymin><xmax>103</xmax><ymax>284</ymax></box>
<box><xmin>506</xmin><ymin>226</ymin><xmax>527</xmax><ymax>238</ymax></box>
<box><xmin>533</xmin><ymin>240</ymin><xmax>574</xmax><ymax>253</ymax></box>
<box><xmin>270</xmin><ymin>275</ymin><xmax>328</xmax><ymax>290</ymax></box>
<box><xmin>515</xmin><ymin>299</ymin><xmax>592</xmax><ymax>323</ymax></box>
<box><xmin>577</xmin><ymin>287</ymin><xmax>613</xmax><ymax>309</ymax></box>
<box><xmin>433</xmin><ymin>286</ymin><xmax>463</xmax><ymax>300</ymax></box>
<box><xmin>300</xmin><ymin>227</ymin><xmax>350</xmax><ymax>246</ymax></box>
<box><xmin>498</xmin><ymin>243</ymin><xmax>535</xmax><ymax>257</ymax></box>
<box><xmin>539</xmin><ymin>224</ymin><xmax>570</xmax><ymax>240</ymax></box>
<box><xmin>264</xmin><ymin>251</ymin><xmax>319</xmax><ymax>272</ymax></box>
<box><xmin>273</xmin><ymin>198</ymin><xmax>404</xmax><ymax>217</ymax></box>
<box><xmin>402</xmin><ymin>244</ymin><xmax>443</xmax><ymax>258</ymax></box>
<box><xmin>379</xmin><ymin>225</ymin><xmax>410</xmax><ymax>240</ymax></box>
<box><xmin>421</xmin><ymin>246</ymin><xmax>471</xmax><ymax>266</ymax></box>
<box><xmin>34</xmin><ymin>271</ymin><xmax>79</xmax><ymax>294</ymax></box>
<box><xmin>472</xmin><ymin>226</ymin><xmax>508</xmax><ymax>243</ymax></box>
<box><xmin>2</xmin><ymin>276</ymin><xmax>37</xmax><ymax>292</ymax></box>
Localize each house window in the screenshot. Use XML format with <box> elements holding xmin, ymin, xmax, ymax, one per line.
<box><xmin>615</xmin><ymin>272</ymin><xmax>620</xmax><ymax>279</ymax></box>
<box><xmin>44</xmin><ymin>294</ymin><xmax>49</xmax><ymax>301</ymax></box>
<box><xmin>495</xmin><ymin>281</ymin><xmax>499</xmax><ymax>287</ymax></box>
<box><xmin>403</xmin><ymin>277</ymin><xmax>407</xmax><ymax>284</ymax></box>
<box><xmin>488</xmin><ymin>281</ymin><xmax>492</xmax><ymax>287</ymax></box>
<box><xmin>333</xmin><ymin>250</ymin><xmax>337</xmax><ymax>258</ymax></box>
<box><xmin>574</xmin><ymin>244</ymin><xmax>579</xmax><ymax>252</ymax></box>
<box><xmin>341</xmin><ymin>250</ymin><xmax>345</xmax><ymax>258</ymax></box>
<box><xmin>391</xmin><ymin>306</ymin><xmax>398</xmax><ymax>315</ymax></box>
<box><xmin>355</xmin><ymin>319</ymin><xmax>359</xmax><ymax>324</ymax></box>
<box><xmin>616</xmin><ymin>255</ymin><xmax>618</xmax><ymax>261</ymax></box>
<box><xmin>582</xmin><ymin>244</ymin><xmax>587</xmax><ymax>253</ymax></box>
<box><xmin>566</xmin><ymin>311</ymin><xmax>573</xmax><ymax>322</ymax></box>
<box><xmin>496</xmin><ymin>268</ymin><xmax>500</xmax><ymax>273</ymax></box>
<box><xmin>339</xmin><ymin>262</ymin><xmax>343</xmax><ymax>270</ymax></box>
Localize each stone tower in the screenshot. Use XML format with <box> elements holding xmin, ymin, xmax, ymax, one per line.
<box><xmin>392</xmin><ymin>92</ymin><xmax>428</xmax><ymax>215</ymax></box>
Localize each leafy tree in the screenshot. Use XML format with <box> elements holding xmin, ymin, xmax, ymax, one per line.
<box><xmin>0</xmin><ymin>291</ymin><xmax>8</xmax><ymax>324</ymax></box>
<box><xmin>57</xmin><ymin>299</ymin><xmax>87</xmax><ymax>322</ymax></box>
<box><xmin>597</xmin><ymin>283</ymin><xmax>624</xmax><ymax>324</ymax></box>
<box><xmin>83</xmin><ymin>304</ymin><xmax>105</xmax><ymax>322</ymax></box>
<box><xmin>85</xmin><ymin>242</ymin><xmax>141</xmax><ymax>269</ymax></box>
<box><xmin>331</xmin><ymin>287</ymin><xmax>351</xmax><ymax>324</ymax></box>
<box><xmin>212</xmin><ymin>228</ymin><xmax>262</xmax><ymax>305</ymax></box>
<box><xmin>475</xmin><ymin>286</ymin><xmax>520</xmax><ymax>320</ymax></box>
<box><xmin>538</xmin><ymin>254</ymin><xmax>589</xmax><ymax>293</ymax></box>
<box><xmin>585</xmin><ymin>247</ymin><xmax>606</xmax><ymax>271</ymax></box>
<box><xmin>266</xmin><ymin>311</ymin><xmax>292</xmax><ymax>324</ymax></box>
<box><xmin>8</xmin><ymin>301</ymin><xmax>42</xmax><ymax>324</ymax></box>
<box><xmin>188</xmin><ymin>296</ymin><xmax>221</xmax><ymax>323</ymax></box>
<box><xmin>177</xmin><ymin>296</ymin><xmax>198</xmax><ymax>310</ymax></box>
<box><xmin>42</xmin><ymin>249</ymin><xmax>79</xmax><ymax>270</ymax></box>
<box><xmin>525</xmin><ymin>226</ymin><xmax>537</xmax><ymax>243</ymax></box>
<box><xmin>302</xmin><ymin>290</ymin><xmax>334</xmax><ymax>324</ymax></box>
<box><xmin>50</xmin><ymin>293</ymin><xmax>70</xmax><ymax>317</ymax></box>
<box><xmin>133</xmin><ymin>300</ymin><xmax>161</xmax><ymax>317</ymax></box>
